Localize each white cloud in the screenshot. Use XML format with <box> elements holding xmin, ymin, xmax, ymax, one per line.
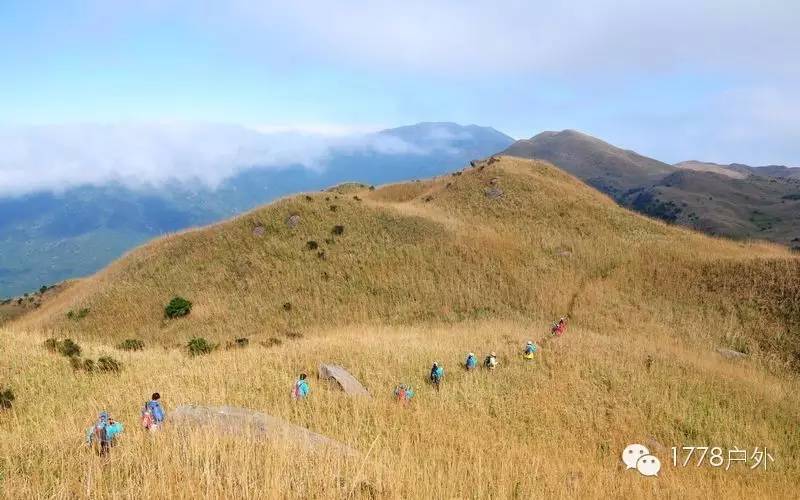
<box><xmin>0</xmin><ymin>121</ymin><xmax>485</xmax><ymax>196</ymax></box>
<box><xmin>215</xmin><ymin>0</ymin><xmax>800</xmax><ymax>77</ymax></box>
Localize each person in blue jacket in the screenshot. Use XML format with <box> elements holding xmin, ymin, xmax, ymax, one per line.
<box><xmin>465</xmin><ymin>352</ymin><xmax>478</xmax><ymax>370</ymax></box>
<box><xmin>430</xmin><ymin>362</ymin><xmax>444</xmax><ymax>391</ymax></box>
<box><xmin>292</xmin><ymin>373</ymin><xmax>310</xmax><ymax>399</ymax></box>
<box><xmin>524</xmin><ymin>341</ymin><xmax>538</xmax><ymax>359</ymax></box>
<box><xmin>142</xmin><ymin>392</ymin><xmax>166</xmax><ymax>430</ymax></box>
<box><xmin>86</xmin><ymin>411</ymin><xmax>124</xmax><ymax>456</ymax></box>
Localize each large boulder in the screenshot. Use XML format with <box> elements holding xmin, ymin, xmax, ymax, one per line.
<box><xmin>318</xmin><ymin>364</ymin><xmax>370</xmax><ymax>397</ymax></box>
<box><xmin>169</xmin><ymin>405</ymin><xmax>358</xmax><ymax>457</ymax></box>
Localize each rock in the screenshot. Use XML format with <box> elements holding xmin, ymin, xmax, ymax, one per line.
<box><xmin>318</xmin><ymin>364</ymin><xmax>370</xmax><ymax>397</ymax></box>
<box><xmin>715</xmin><ymin>347</ymin><xmax>748</xmax><ymax>359</ymax></box>
<box><xmin>485</xmin><ymin>186</ymin><xmax>504</xmax><ymax>199</ymax></box>
<box><xmin>252</xmin><ymin>225</ymin><xmax>266</xmax><ymax>237</ymax></box>
<box><xmin>170</xmin><ymin>405</ymin><xmax>359</xmax><ymax>457</ymax></box>
<box><xmin>556</xmin><ymin>250</ymin><xmax>572</xmax><ymax>258</ymax></box>
<box><xmin>286</xmin><ymin>214</ymin><xmax>301</xmax><ymax>228</ymax></box>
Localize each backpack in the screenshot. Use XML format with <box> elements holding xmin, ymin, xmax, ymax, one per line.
<box><xmin>141</xmin><ymin>404</ymin><xmax>155</xmax><ymax>430</ymax></box>
<box><xmin>91</xmin><ymin>422</ymin><xmax>108</xmax><ymax>445</ymax></box>
<box><xmin>396</xmin><ymin>388</ymin><xmax>407</xmax><ymax>401</ymax></box>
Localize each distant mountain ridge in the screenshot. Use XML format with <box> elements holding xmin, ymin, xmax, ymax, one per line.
<box><xmin>504</xmin><ymin>131</ymin><xmax>800</xmax><ymax>249</ymax></box>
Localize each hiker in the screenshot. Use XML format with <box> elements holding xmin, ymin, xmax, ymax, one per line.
<box><xmin>484</xmin><ymin>352</ymin><xmax>498</xmax><ymax>370</ymax></box>
<box><xmin>523</xmin><ymin>341</ymin><xmax>538</xmax><ymax>359</ymax></box>
<box><xmin>430</xmin><ymin>362</ymin><xmax>444</xmax><ymax>391</ymax></box>
<box><xmin>86</xmin><ymin>411</ymin><xmax>124</xmax><ymax>456</ymax></box>
<box><xmin>141</xmin><ymin>392</ymin><xmax>166</xmax><ymax>431</ymax></box>
<box><xmin>292</xmin><ymin>373</ymin><xmax>310</xmax><ymax>400</ymax></box>
<box><xmin>551</xmin><ymin>317</ymin><xmax>568</xmax><ymax>336</ymax></box>
<box><xmin>394</xmin><ymin>384</ymin><xmax>415</xmax><ymax>403</ymax></box>
<box><xmin>465</xmin><ymin>352</ymin><xmax>478</xmax><ymax>370</ymax></box>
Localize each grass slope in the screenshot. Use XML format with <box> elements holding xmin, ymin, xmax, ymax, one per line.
<box><xmin>2</xmin><ymin>156</ymin><xmax>799</xmax><ymax>497</ymax></box>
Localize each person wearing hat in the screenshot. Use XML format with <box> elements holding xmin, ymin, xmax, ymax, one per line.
<box><xmin>484</xmin><ymin>352</ymin><xmax>498</xmax><ymax>370</ymax></box>
<box><xmin>86</xmin><ymin>411</ymin><xmax>124</xmax><ymax>456</ymax></box>
<box><xmin>524</xmin><ymin>341</ymin><xmax>538</xmax><ymax>359</ymax></box>
<box><xmin>465</xmin><ymin>352</ymin><xmax>478</xmax><ymax>370</ymax></box>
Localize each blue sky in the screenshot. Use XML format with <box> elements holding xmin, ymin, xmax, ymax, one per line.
<box><xmin>1</xmin><ymin>0</ymin><xmax>799</xmax><ymax>193</ymax></box>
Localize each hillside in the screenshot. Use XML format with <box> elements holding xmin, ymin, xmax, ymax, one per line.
<box><xmin>0</xmin><ymin>122</ymin><xmax>514</xmax><ymax>298</ymax></box>
<box><xmin>503</xmin><ymin>130</ymin><xmax>674</xmax><ymax>198</ymax></box>
<box><xmin>3</xmin><ymin>156</ymin><xmax>799</xmax><ymax>497</ymax></box>
<box><xmin>505</xmin><ymin>131</ymin><xmax>800</xmax><ymax>248</ymax></box>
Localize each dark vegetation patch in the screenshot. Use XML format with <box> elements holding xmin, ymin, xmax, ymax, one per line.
<box><xmin>0</xmin><ymin>387</ymin><xmax>14</xmax><ymax>410</ymax></box>
<box><xmin>164</xmin><ymin>296</ymin><xmax>192</xmax><ymax>319</ymax></box>
<box><xmin>45</xmin><ymin>338</ymin><xmax>81</xmax><ymax>358</ymax></box>
<box><xmin>226</xmin><ymin>337</ymin><xmax>249</xmax><ymax>349</ymax></box>
<box><xmin>306</xmin><ymin>240</ymin><xmax>319</xmax><ymax>251</ymax></box>
<box><xmin>284</xmin><ymin>331</ymin><xmax>304</xmax><ymax>340</ymax></box>
<box><xmin>187</xmin><ymin>337</ymin><xmax>216</xmax><ymax>356</ymax></box>
<box><xmin>331</xmin><ymin>225</ymin><xmax>345</xmax><ymax>236</ymax></box>
<box><xmin>116</xmin><ymin>339</ymin><xmax>145</xmax><ymax>351</ymax></box>
<box><xmin>66</xmin><ymin>308</ymin><xmax>90</xmax><ymax>320</ymax></box>
<box><xmin>628</xmin><ymin>191</ymin><xmax>682</xmax><ymax>222</ymax></box>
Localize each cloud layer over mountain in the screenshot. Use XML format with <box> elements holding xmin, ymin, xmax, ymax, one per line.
<box><xmin>0</xmin><ymin>122</ymin><xmax>467</xmax><ymax>196</ymax></box>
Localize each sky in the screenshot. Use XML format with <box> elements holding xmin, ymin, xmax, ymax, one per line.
<box><xmin>1</xmin><ymin>0</ymin><xmax>799</xmax><ymax>194</ymax></box>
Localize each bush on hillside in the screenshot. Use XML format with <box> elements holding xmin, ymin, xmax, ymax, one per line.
<box><xmin>0</xmin><ymin>387</ymin><xmax>14</xmax><ymax>410</ymax></box>
<box><xmin>81</xmin><ymin>358</ymin><xmax>96</xmax><ymax>372</ymax></box>
<box><xmin>306</xmin><ymin>240</ymin><xmax>319</xmax><ymax>250</ymax></box>
<box><xmin>97</xmin><ymin>356</ymin><xmax>122</xmax><ymax>373</ymax></box>
<box><xmin>187</xmin><ymin>337</ymin><xmax>215</xmax><ymax>357</ymax></box>
<box><xmin>165</xmin><ymin>297</ymin><xmax>192</xmax><ymax>319</ymax></box>
<box><xmin>226</xmin><ymin>337</ymin><xmax>249</xmax><ymax>349</ymax></box>
<box><xmin>44</xmin><ymin>338</ymin><xmax>82</xmax><ymax>358</ymax></box>
<box><xmin>331</xmin><ymin>225</ymin><xmax>345</xmax><ymax>236</ymax></box>
<box><xmin>117</xmin><ymin>339</ymin><xmax>145</xmax><ymax>351</ymax></box>
<box><xmin>66</xmin><ymin>308</ymin><xmax>90</xmax><ymax>320</ymax></box>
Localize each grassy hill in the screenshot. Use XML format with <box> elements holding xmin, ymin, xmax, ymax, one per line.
<box><xmin>504</xmin><ymin>131</ymin><xmax>800</xmax><ymax>248</ymax></box>
<box><xmin>2</xmin><ymin>156</ymin><xmax>799</xmax><ymax>497</ymax></box>
<box><xmin>0</xmin><ymin>122</ymin><xmax>514</xmax><ymax>298</ymax></box>
<box><xmin>503</xmin><ymin>130</ymin><xmax>674</xmax><ymax>198</ymax></box>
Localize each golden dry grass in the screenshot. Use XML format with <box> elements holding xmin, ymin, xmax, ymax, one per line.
<box><xmin>1</xmin><ymin>321</ymin><xmax>798</xmax><ymax>499</ymax></box>
<box><xmin>2</xmin><ymin>156</ymin><xmax>799</xmax><ymax>498</ymax></box>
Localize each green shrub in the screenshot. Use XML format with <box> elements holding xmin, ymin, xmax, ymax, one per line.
<box><xmin>97</xmin><ymin>356</ymin><xmax>122</xmax><ymax>373</ymax></box>
<box><xmin>69</xmin><ymin>356</ymin><xmax>83</xmax><ymax>371</ymax></box>
<box><xmin>117</xmin><ymin>339</ymin><xmax>145</xmax><ymax>351</ymax></box>
<box><xmin>58</xmin><ymin>339</ymin><xmax>82</xmax><ymax>358</ymax></box>
<box><xmin>45</xmin><ymin>338</ymin><xmax>81</xmax><ymax>358</ymax></box>
<box><xmin>165</xmin><ymin>297</ymin><xmax>192</xmax><ymax>319</ymax></box>
<box><xmin>66</xmin><ymin>308</ymin><xmax>90</xmax><ymax>320</ymax></box>
<box><xmin>39</xmin><ymin>285</ymin><xmax>48</xmax><ymax>294</ymax></box>
<box><xmin>0</xmin><ymin>387</ymin><xmax>14</xmax><ymax>410</ymax></box>
<box><xmin>187</xmin><ymin>337</ymin><xmax>215</xmax><ymax>357</ymax></box>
